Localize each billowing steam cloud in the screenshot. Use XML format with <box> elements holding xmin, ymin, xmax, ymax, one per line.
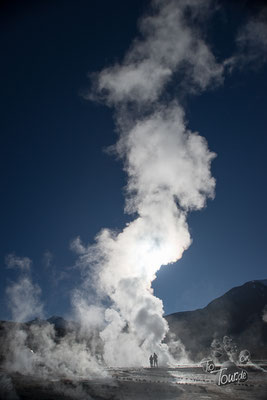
<box><xmin>1</xmin><ymin>2</ymin><xmax>267</xmax><ymax>392</ymax></box>
<box><xmin>89</xmin><ymin>0</ymin><xmax>222</xmax><ymax>106</ymax></box>
<box><xmin>3</xmin><ymin>0</ymin><xmax>267</xmax><ymax>383</ymax></box>
<box><xmin>3</xmin><ymin>257</ymin><xmax>106</xmax><ymax>383</ymax></box>
<box><xmin>73</xmin><ymin>0</ymin><xmax>221</xmax><ymax>367</ymax></box>
<box><xmin>6</xmin><ymin>254</ymin><xmax>32</xmax><ymax>272</ymax></box>
<box><xmin>5</xmin><ymin>254</ymin><xmax>43</xmax><ymax>323</ymax></box>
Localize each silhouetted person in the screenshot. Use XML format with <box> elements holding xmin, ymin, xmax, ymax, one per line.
<box><xmin>149</xmin><ymin>354</ymin><xmax>153</xmax><ymax>368</ymax></box>
<box><xmin>153</xmin><ymin>352</ymin><xmax>158</xmax><ymax>367</ymax></box>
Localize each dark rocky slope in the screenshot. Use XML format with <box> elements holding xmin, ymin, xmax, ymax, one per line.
<box><xmin>165</xmin><ymin>280</ymin><xmax>267</xmax><ymax>361</ymax></box>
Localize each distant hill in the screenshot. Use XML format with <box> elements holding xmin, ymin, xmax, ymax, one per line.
<box><xmin>165</xmin><ymin>280</ymin><xmax>267</xmax><ymax>361</ymax></box>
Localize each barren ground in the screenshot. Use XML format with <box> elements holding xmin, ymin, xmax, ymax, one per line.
<box><xmin>0</xmin><ymin>365</ymin><xmax>266</xmax><ymax>400</ymax></box>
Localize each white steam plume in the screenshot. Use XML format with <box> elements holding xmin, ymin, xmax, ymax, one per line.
<box><xmin>5</xmin><ymin>254</ymin><xmax>43</xmax><ymax>322</ymax></box>
<box><xmin>3</xmin><ymin>255</ymin><xmax>106</xmax><ymax>380</ymax></box>
<box><xmin>89</xmin><ymin>0</ymin><xmax>222</xmax><ymax>106</ymax></box>
<box><xmin>73</xmin><ymin>0</ymin><xmax>220</xmax><ymax>367</ymax></box>
<box><xmin>5</xmin><ymin>254</ymin><xmax>32</xmax><ymax>272</ymax></box>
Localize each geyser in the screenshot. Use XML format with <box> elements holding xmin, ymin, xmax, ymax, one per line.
<box><xmin>72</xmin><ymin>0</ymin><xmax>221</xmax><ymax>367</ymax></box>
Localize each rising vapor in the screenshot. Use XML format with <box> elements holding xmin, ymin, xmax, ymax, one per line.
<box><xmin>2</xmin><ymin>0</ymin><xmax>267</xmax><ymax>385</ymax></box>
<box><xmin>73</xmin><ymin>0</ymin><xmax>221</xmax><ymax>367</ymax></box>
<box><xmin>5</xmin><ymin>254</ymin><xmax>43</xmax><ymax>323</ymax></box>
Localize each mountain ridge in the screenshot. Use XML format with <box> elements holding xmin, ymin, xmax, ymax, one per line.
<box><xmin>165</xmin><ymin>279</ymin><xmax>267</xmax><ymax>360</ymax></box>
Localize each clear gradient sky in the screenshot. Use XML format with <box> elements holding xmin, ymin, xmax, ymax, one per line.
<box><xmin>1</xmin><ymin>0</ymin><xmax>267</xmax><ymax>320</ymax></box>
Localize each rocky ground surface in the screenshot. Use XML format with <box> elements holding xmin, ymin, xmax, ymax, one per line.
<box><xmin>0</xmin><ymin>365</ymin><xmax>266</xmax><ymax>400</ymax></box>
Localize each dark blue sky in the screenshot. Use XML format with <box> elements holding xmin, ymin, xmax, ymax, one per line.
<box><xmin>1</xmin><ymin>0</ymin><xmax>267</xmax><ymax>320</ymax></box>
